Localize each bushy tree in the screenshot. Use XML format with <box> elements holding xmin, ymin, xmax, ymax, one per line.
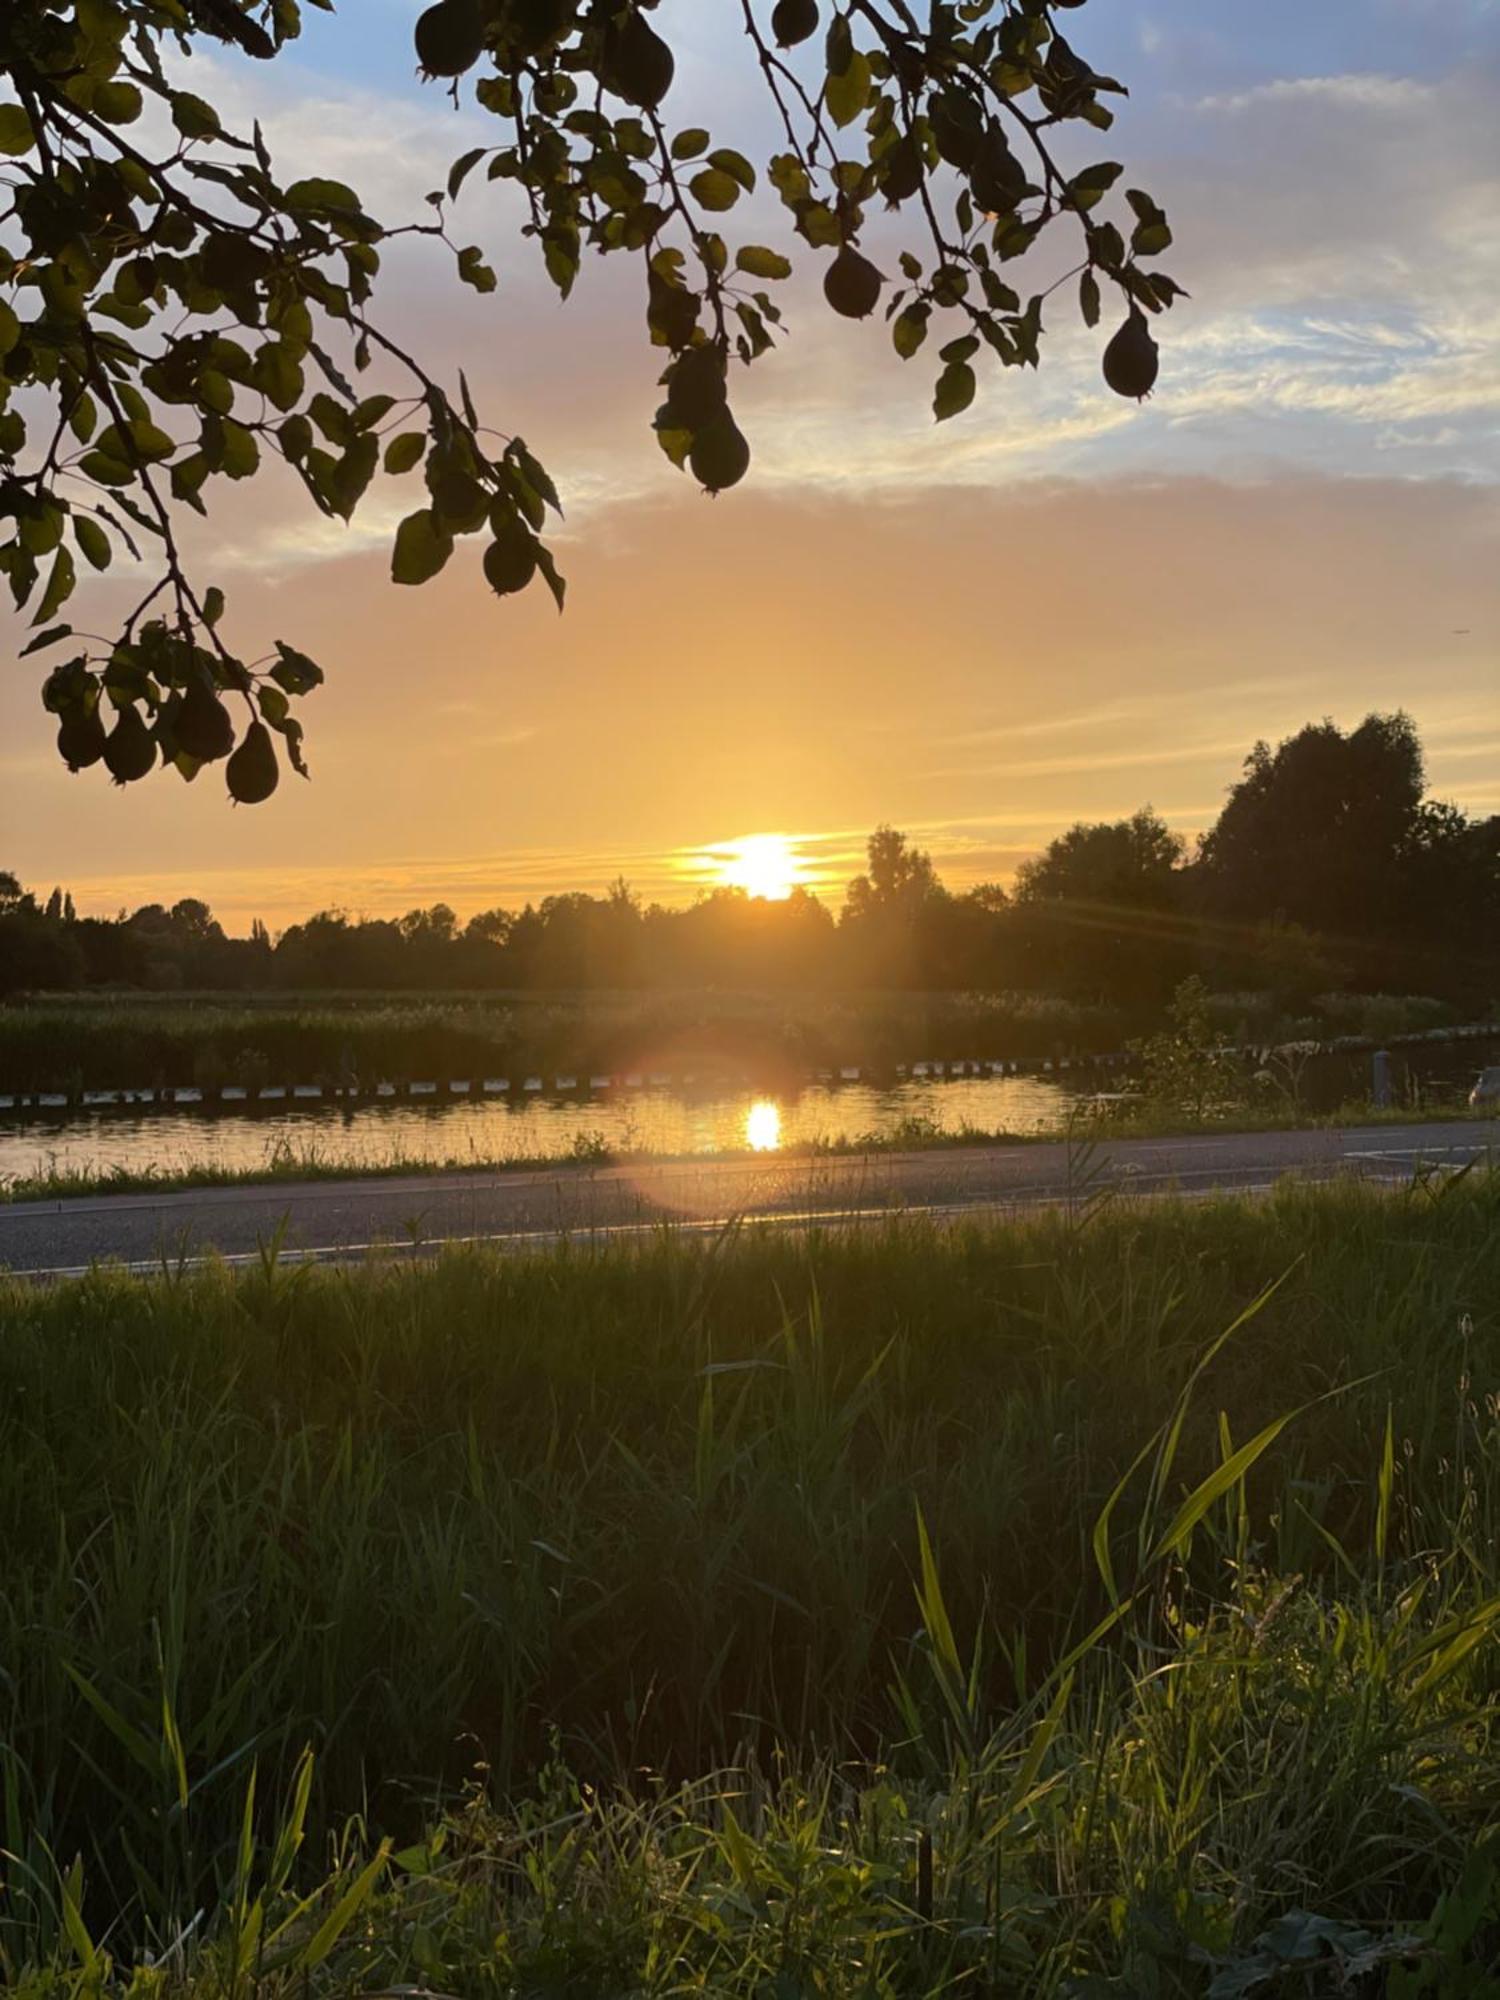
<box><xmin>1192</xmin><ymin>712</ymin><xmax>1495</xmax><ymax>992</ymax></box>
<box><xmin>1</xmin><ymin>1</ymin><xmax>1180</xmax><ymax>798</ymax></box>
<box><xmin>1197</xmin><ymin>715</ymin><xmax>1423</xmax><ymax>935</ymax></box>
<box><xmin>1010</xmin><ymin>805</ymin><xmax>1188</xmax><ymax>1004</ymax></box>
<box><xmin>1014</xmin><ymin>805</ymin><xmax>1182</xmax><ymax>906</ymax></box>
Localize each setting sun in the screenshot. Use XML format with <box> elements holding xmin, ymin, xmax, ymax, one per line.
<box><xmin>719</xmin><ymin>834</ymin><xmax>803</xmax><ymax>902</ymax></box>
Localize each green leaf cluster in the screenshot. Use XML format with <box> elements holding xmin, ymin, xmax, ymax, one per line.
<box><xmin>1</xmin><ymin>0</ymin><xmax>1179</xmax><ymax>790</ymax></box>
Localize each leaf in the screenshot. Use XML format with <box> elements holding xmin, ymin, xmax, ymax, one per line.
<box><xmin>892</xmin><ymin>304</ymin><xmax>929</xmax><ymax>359</ymax></box>
<box><xmin>384</xmin><ymin>432</ymin><xmax>426</xmax><ymax>475</ymax></box>
<box><xmin>0</xmin><ymin>104</ymin><xmax>36</xmax><ymax>155</ymax></box>
<box><xmin>1126</xmin><ymin>188</ymin><xmax>1172</xmax><ymax>256</ymax></box>
<box><xmin>0</xmin><ymin>299</ymin><xmax>20</xmax><ymax>357</ymax></box>
<box><xmin>252</xmin><ymin>343</ymin><xmax>304</xmax><ymax>412</ymax></box>
<box><xmin>202</xmin><ymin>586</ymin><xmax>226</xmax><ymax>628</ymax></box>
<box><xmin>73</xmin><ymin>517</ymin><xmax>112</xmax><ymax>571</ymax></box>
<box><xmin>690</xmin><ymin>168</ymin><xmax>741</xmax><ymax>212</ymax></box>
<box><xmin>1079</xmin><ymin>269</ymin><xmax>1101</xmax><ymax>328</ymax></box>
<box><xmin>391</xmin><ymin>509</ymin><xmax>453</xmax><ymax>586</ymax></box>
<box><xmin>933</xmin><ymin>360</ymin><xmax>976</xmax><ymax>422</ymax></box>
<box><xmin>270</xmin><ymin>642</ymin><xmax>324</xmax><ymax>695</ymax></box>
<box><xmin>671</xmin><ymin>128</ymin><xmax>710</xmax><ymax>160</ymax></box>
<box><xmin>735</xmin><ymin>244</ymin><xmax>792</xmax><ymax>281</ymax></box>
<box><xmin>826</xmin><ymin>50</ymin><xmax>872</xmax><ymax>129</ymax></box>
<box><xmin>534</xmin><ymin>542</ymin><xmax>567</xmax><ymax>612</ymax></box>
<box><xmin>1067</xmin><ymin>162</ymin><xmax>1122</xmax><ymax>211</ymax></box>
<box><xmin>218</xmin><ymin>421</ymin><xmax>260</xmax><ymax>480</ymax></box>
<box><xmin>284</xmin><ymin>177</ymin><xmax>362</xmax><ymax>214</ymax></box>
<box><xmin>543</xmin><ymin>230</ymin><xmax>580</xmax><ymax>299</ymax></box>
<box><xmin>1148</xmin><ymin>1412</ymin><xmax>1296</xmax><ymax>1565</ymax></box>
<box><xmin>457</xmin><ymin>245</ymin><xmax>497</xmax><ymax>293</ymax></box>
<box><xmin>448</xmin><ymin>146</ymin><xmax>486</xmax><ymax>198</ymax></box>
<box><xmin>35</xmin><ymin>546</ymin><xmax>76</xmax><ymax>624</ymax></box>
<box><xmin>939</xmin><ymin>333</ymin><xmax>980</xmax><ymax>365</ymax></box>
<box><xmin>94</xmin><ymin>81</ymin><xmax>144</xmax><ymax>125</ymax></box>
<box><xmin>914</xmin><ymin>1506</ymin><xmax>963</xmax><ymax>1686</ymax></box>
<box><xmin>60</xmin><ymin>1662</ymin><xmax>157</xmax><ymax>1774</ymax></box>
<box><xmin>171</xmin><ymin>92</ymin><xmax>221</xmax><ymax>139</ymax></box>
<box><xmin>708</xmin><ymin>148</ymin><xmax>756</xmax><ymax>192</ymax></box>
<box><xmin>292</xmin><ymin>1844</ymin><xmax>390</xmax><ymax>1969</ymax></box>
<box><xmin>60</xmin><ymin>1862</ymin><xmax>99</xmax><ymax>1977</ymax></box>
<box><xmin>20</xmin><ymin>625</ymin><xmax>73</xmax><ymax>657</ymax></box>
<box><xmin>510</xmin><ymin>439</ymin><xmax>562</xmax><ymax>517</ymax></box>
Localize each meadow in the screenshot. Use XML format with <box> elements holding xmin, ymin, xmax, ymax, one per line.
<box><xmin>3</xmin><ymin>1173</ymin><xmax>1500</xmax><ymax>1993</ymax></box>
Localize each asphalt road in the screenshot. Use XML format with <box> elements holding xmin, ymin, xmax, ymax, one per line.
<box><xmin>1</xmin><ymin>1119</ymin><xmax>1492</xmax><ymax>1279</ymax></box>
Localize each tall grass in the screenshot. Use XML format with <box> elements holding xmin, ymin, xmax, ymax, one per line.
<box><xmin>2</xmin><ymin>1175</ymin><xmax>1499</xmax><ymax>1988</ymax></box>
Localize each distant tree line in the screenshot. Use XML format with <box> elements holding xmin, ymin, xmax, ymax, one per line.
<box><xmin>4</xmin><ymin>714</ymin><xmax>1497</xmax><ymax>1013</ymax></box>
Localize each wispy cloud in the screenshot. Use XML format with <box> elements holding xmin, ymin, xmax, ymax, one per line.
<box><xmin>1197</xmin><ymin>73</ymin><xmax>1436</xmax><ymax>114</ymax></box>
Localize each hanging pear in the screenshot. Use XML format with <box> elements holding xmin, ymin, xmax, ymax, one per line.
<box><xmin>57</xmin><ymin>704</ymin><xmax>106</xmax><ymax>772</ymax></box>
<box><xmin>103</xmin><ymin>703</ymin><xmax>158</xmax><ymax>784</ymax></box>
<box><xmin>602</xmin><ymin>9</ymin><xmax>674</xmax><ymax>109</ymax></box>
<box><xmin>1102</xmin><ymin>309</ymin><xmax>1159</xmax><ymax>400</ymax></box>
<box><xmin>771</xmin><ymin>0</ymin><xmax>818</xmax><ymax>48</ymax></box>
<box><xmin>689</xmin><ymin>409</ymin><xmax>750</xmax><ymax>494</ymax></box>
<box><xmin>484</xmin><ymin>514</ymin><xmax>539</xmax><ymax>596</ymax></box>
<box><xmin>415</xmin><ymin>0</ymin><xmax>484</xmax><ymax>76</ymax></box>
<box><xmin>174</xmin><ymin>670</ymin><xmax>236</xmax><ymax>763</ymax></box>
<box><xmin>823</xmin><ymin>245</ymin><xmax>883</xmax><ymax>319</ymax></box>
<box><xmin>226</xmin><ymin>720</ymin><xmax>280</xmax><ymax>805</ymax></box>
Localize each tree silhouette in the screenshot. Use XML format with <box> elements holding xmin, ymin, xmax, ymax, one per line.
<box><xmin>2</xmin><ymin>1</ymin><xmax>1181</xmax><ymax>796</ymax></box>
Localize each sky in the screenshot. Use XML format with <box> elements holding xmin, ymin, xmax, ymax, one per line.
<box><xmin>1</xmin><ymin>0</ymin><xmax>1497</xmax><ymax>928</ymax></box>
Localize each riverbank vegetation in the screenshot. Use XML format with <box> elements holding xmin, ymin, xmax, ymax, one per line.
<box><xmin>0</xmin><ymin>981</ymin><xmax>1491</xmax><ymax>1101</ymax></box>
<box><xmin>3</xmin><ymin>1176</ymin><xmax>1500</xmax><ymax>1990</ymax></box>
<box><xmin>0</xmin><ymin>987</ymin><xmax>1122</xmax><ymax>1096</ymax></box>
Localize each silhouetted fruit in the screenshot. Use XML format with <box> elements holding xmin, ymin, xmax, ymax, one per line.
<box><xmin>771</xmin><ymin>0</ymin><xmax>818</xmax><ymax>47</ymax></box>
<box><xmin>664</xmin><ymin>343</ymin><xmax>728</xmax><ymax>430</ymax></box>
<box><xmin>969</xmin><ymin>124</ymin><xmax>1025</xmax><ymax>213</ymax></box>
<box><xmin>510</xmin><ymin>0</ymin><xmax>575</xmax><ymax>57</ymax></box>
<box><xmin>57</xmin><ymin>705</ymin><xmax>106</xmax><ymax>772</ymax></box>
<box><xmin>175</xmin><ymin>671</ymin><xmax>235</xmax><ymax>763</ymax></box>
<box><xmin>879</xmin><ymin>132</ymin><xmax>924</xmax><ymax>205</ymax></box>
<box><xmin>689</xmin><ymin>409</ymin><xmax>750</xmax><ymax>494</ymax></box>
<box><xmin>102</xmin><ymin>703</ymin><xmax>157</xmax><ymax>784</ymax></box>
<box><xmin>1102</xmin><ymin>309</ymin><xmax>1159</xmax><ymax>400</ymax></box>
<box><xmin>823</xmin><ymin>245</ymin><xmax>883</xmax><ymax>319</ymax></box>
<box><xmin>484</xmin><ymin>516</ymin><xmax>538</xmax><ymax>596</ymax></box>
<box><xmin>602</xmin><ymin>10</ymin><xmax>674</xmax><ymax>109</ymax></box>
<box><xmin>226</xmin><ymin>719</ymin><xmax>279</xmax><ymax>805</ymax></box>
<box><xmin>415</xmin><ymin>0</ymin><xmax>484</xmax><ymax>76</ymax></box>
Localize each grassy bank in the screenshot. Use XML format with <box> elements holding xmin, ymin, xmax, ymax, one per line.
<box><xmin>3</xmin><ymin>1175</ymin><xmax>1500</xmax><ymax>1990</ymax></box>
<box><xmin>0</xmin><ymin>1095</ymin><xmax>1487</xmax><ymax>1204</ymax></box>
<box><xmin>0</xmin><ymin>989</ymin><xmax>1125</xmax><ymax>1095</ymax></box>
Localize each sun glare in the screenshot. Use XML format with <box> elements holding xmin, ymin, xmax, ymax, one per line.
<box><xmin>720</xmin><ymin>834</ymin><xmax>802</xmax><ymax>901</ymax></box>
<box><xmin>745</xmin><ymin>1100</ymin><xmax>782</xmax><ymax>1151</ymax></box>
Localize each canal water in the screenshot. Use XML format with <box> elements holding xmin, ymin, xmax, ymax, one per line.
<box><xmin>2</xmin><ymin>1033</ymin><xmax>1491</xmax><ymax>1188</ymax></box>
<box><xmin>0</xmin><ymin>1071</ymin><xmax>1077</xmax><ymax>1184</ymax></box>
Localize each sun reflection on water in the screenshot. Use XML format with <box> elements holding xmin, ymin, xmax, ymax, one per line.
<box><xmin>745</xmin><ymin>1099</ymin><xmax>782</xmax><ymax>1151</ymax></box>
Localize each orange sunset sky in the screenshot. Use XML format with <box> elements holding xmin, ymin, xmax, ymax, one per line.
<box><xmin>1</xmin><ymin>2</ymin><xmax>1496</xmax><ymax>930</ymax></box>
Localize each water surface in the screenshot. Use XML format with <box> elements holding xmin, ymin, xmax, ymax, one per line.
<box><xmin>0</xmin><ymin>1073</ymin><xmax>1074</xmax><ymax>1184</ymax></box>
